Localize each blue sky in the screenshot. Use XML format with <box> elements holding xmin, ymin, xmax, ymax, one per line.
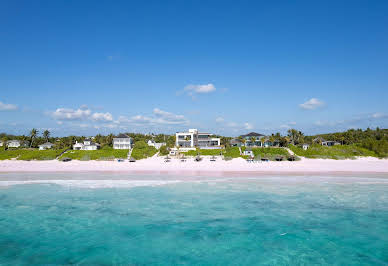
<box><xmin>1</xmin><ymin>0</ymin><xmax>387</xmax><ymax>136</ymax></box>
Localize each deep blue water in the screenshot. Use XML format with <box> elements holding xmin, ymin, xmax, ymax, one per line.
<box><xmin>0</xmin><ymin>174</ymin><xmax>387</xmax><ymax>265</ymax></box>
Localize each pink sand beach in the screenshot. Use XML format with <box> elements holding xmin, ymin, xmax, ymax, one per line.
<box><xmin>0</xmin><ymin>156</ymin><xmax>387</xmax><ymax>176</ymax></box>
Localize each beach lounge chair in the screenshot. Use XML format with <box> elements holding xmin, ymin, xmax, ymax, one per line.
<box><xmin>275</xmin><ymin>156</ymin><xmax>283</xmax><ymax>161</ymax></box>
<box><xmin>210</xmin><ymin>156</ymin><xmax>216</xmax><ymax>162</ymax></box>
<box><xmin>287</xmin><ymin>155</ymin><xmax>296</xmax><ymax>161</ymax></box>
<box><xmin>180</xmin><ymin>156</ymin><xmax>187</xmax><ymax>162</ymax></box>
<box><xmin>61</xmin><ymin>157</ymin><xmax>72</xmax><ymax>162</ymax></box>
<box><xmin>129</xmin><ymin>157</ymin><xmax>136</xmax><ymax>163</ymax></box>
<box><xmin>164</xmin><ymin>156</ymin><xmax>171</xmax><ymax>162</ymax></box>
<box><xmin>261</xmin><ymin>157</ymin><xmax>269</xmax><ymax>162</ymax></box>
<box><xmin>195</xmin><ymin>155</ymin><xmax>202</xmax><ymax>162</ymax></box>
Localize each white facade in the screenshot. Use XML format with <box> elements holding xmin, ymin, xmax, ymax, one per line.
<box><xmin>113</xmin><ymin>134</ymin><xmax>132</xmax><ymax>150</ymax></box>
<box><xmin>39</xmin><ymin>142</ymin><xmax>54</xmax><ymax>150</ymax></box>
<box><xmin>7</xmin><ymin>140</ymin><xmax>21</xmax><ymax>148</ymax></box>
<box><xmin>73</xmin><ymin>139</ymin><xmax>100</xmax><ymax>150</ymax></box>
<box><xmin>147</xmin><ymin>140</ymin><xmax>166</xmax><ymax>150</ymax></box>
<box><xmin>176</xmin><ymin>129</ymin><xmax>221</xmax><ymax>148</ymax></box>
<box><xmin>302</xmin><ymin>144</ymin><xmax>309</xmax><ymax>150</ymax></box>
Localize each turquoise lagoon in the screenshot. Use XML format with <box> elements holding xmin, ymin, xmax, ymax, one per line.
<box><xmin>0</xmin><ymin>173</ymin><xmax>387</xmax><ymax>265</ymax></box>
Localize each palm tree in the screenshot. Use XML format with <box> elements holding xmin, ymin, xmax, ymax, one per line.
<box><xmin>249</xmin><ymin>136</ymin><xmax>257</xmax><ymax>147</ymax></box>
<box><xmin>43</xmin><ymin>130</ymin><xmax>50</xmax><ymax>142</ymax></box>
<box><xmin>106</xmin><ymin>133</ymin><xmax>114</xmax><ymax>146</ymax></box>
<box><xmin>29</xmin><ymin>128</ymin><xmax>38</xmax><ymax>148</ymax></box>
<box><xmin>2</xmin><ymin>136</ymin><xmax>8</xmax><ymax>150</ymax></box>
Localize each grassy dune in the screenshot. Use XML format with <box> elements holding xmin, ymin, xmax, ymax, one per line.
<box><xmin>60</xmin><ymin>147</ymin><xmax>129</xmax><ymax>161</ymax></box>
<box><xmin>289</xmin><ymin>144</ymin><xmax>377</xmax><ymax>159</ymax></box>
<box><xmin>0</xmin><ymin>149</ymin><xmax>66</xmax><ymax>160</ymax></box>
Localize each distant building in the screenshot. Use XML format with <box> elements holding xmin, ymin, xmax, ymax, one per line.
<box><xmin>147</xmin><ymin>140</ymin><xmax>165</xmax><ymax>150</ymax></box>
<box><xmin>240</xmin><ymin>132</ymin><xmax>266</xmax><ymax>147</ymax></box>
<box><xmin>73</xmin><ymin>138</ymin><xmax>100</xmax><ymax>150</ymax></box>
<box><xmin>322</xmin><ymin>141</ymin><xmax>341</xmax><ymax>147</ymax></box>
<box><xmin>7</xmin><ymin>140</ymin><xmax>29</xmax><ymax>148</ymax></box>
<box><xmin>176</xmin><ymin>129</ymin><xmax>220</xmax><ymax>149</ymax></box>
<box><xmin>302</xmin><ymin>144</ymin><xmax>310</xmax><ymax>150</ymax></box>
<box><xmin>113</xmin><ymin>134</ymin><xmax>132</xmax><ymax>150</ymax></box>
<box><xmin>230</xmin><ymin>138</ymin><xmax>243</xmax><ymax>147</ymax></box>
<box><xmin>0</xmin><ymin>141</ymin><xmax>3</xmax><ymax>147</ymax></box>
<box><xmin>39</xmin><ymin>142</ymin><xmax>54</xmax><ymax>150</ymax></box>
<box><xmin>243</xmin><ymin>149</ymin><xmax>254</xmax><ymax>157</ymax></box>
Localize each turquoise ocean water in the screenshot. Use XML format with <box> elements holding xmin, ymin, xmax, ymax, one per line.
<box><xmin>0</xmin><ymin>173</ymin><xmax>387</xmax><ymax>265</ymax></box>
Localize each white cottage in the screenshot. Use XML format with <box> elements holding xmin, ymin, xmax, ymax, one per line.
<box><xmin>113</xmin><ymin>134</ymin><xmax>132</xmax><ymax>150</ymax></box>
<box><xmin>73</xmin><ymin>138</ymin><xmax>100</xmax><ymax>150</ymax></box>
<box><xmin>39</xmin><ymin>142</ymin><xmax>54</xmax><ymax>150</ymax></box>
<box><xmin>7</xmin><ymin>140</ymin><xmax>29</xmax><ymax>148</ymax></box>
<box><xmin>147</xmin><ymin>140</ymin><xmax>166</xmax><ymax>150</ymax></box>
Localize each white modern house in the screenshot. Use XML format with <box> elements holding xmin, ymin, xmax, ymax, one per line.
<box><xmin>147</xmin><ymin>140</ymin><xmax>166</xmax><ymax>150</ymax></box>
<box><xmin>113</xmin><ymin>134</ymin><xmax>132</xmax><ymax>150</ymax></box>
<box><xmin>39</xmin><ymin>142</ymin><xmax>54</xmax><ymax>150</ymax></box>
<box><xmin>73</xmin><ymin>138</ymin><xmax>100</xmax><ymax>150</ymax></box>
<box><xmin>176</xmin><ymin>129</ymin><xmax>221</xmax><ymax>150</ymax></box>
<box><xmin>0</xmin><ymin>141</ymin><xmax>3</xmax><ymax>147</ymax></box>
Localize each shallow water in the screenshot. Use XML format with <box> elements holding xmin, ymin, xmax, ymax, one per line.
<box><xmin>0</xmin><ymin>173</ymin><xmax>387</xmax><ymax>265</ymax></box>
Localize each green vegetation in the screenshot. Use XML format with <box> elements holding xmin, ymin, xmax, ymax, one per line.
<box><xmin>289</xmin><ymin>144</ymin><xmax>377</xmax><ymax>159</ymax></box>
<box><xmin>0</xmin><ymin>150</ymin><xmax>24</xmax><ymax>160</ymax></box>
<box><xmin>17</xmin><ymin>149</ymin><xmax>66</xmax><ymax>160</ymax></box>
<box><xmin>184</xmin><ymin>148</ymin><xmax>224</xmax><ymax>156</ymax></box>
<box><xmin>358</xmin><ymin>139</ymin><xmax>388</xmax><ymax>158</ymax></box>
<box><xmin>251</xmin><ymin>147</ymin><xmax>290</xmax><ymax>161</ymax></box>
<box><xmin>131</xmin><ymin>141</ymin><xmax>157</xmax><ymax>160</ymax></box>
<box><xmin>0</xmin><ymin>149</ymin><xmax>66</xmax><ymax>160</ymax></box>
<box><xmin>159</xmin><ymin>145</ymin><xmax>169</xmax><ymax>156</ymax></box>
<box><xmin>59</xmin><ymin>147</ymin><xmax>128</xmax><ymax>161</ymax></box>
<box><xmin>223</xmin><ymin>147</ymin><xmax>241</xmax><ymax>158</ymax></box>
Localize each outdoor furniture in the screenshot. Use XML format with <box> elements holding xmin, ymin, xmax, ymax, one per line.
<box><xmin>164</xmin><ymin>156</ymin><xmax>171</xmax><ymax>162</ymax></box>
<box><xmin>195</xmin><ymin>155</ymin><xmax>202</xmax><ymax>162</ymax></box>
<box><xmin>61</xmin><ymin>157</ymin><xmax>72</xmax><ymax>162</ymax></box>
<box><xmin>129</xmin><ymin>157</ymin><xmax>136</xmax><ymax>162</ymax></box>
<box><xmin>275</xmin><ymin>156</ymin><xmax>283</xmax><ymax>161</ymax></box>
<box><xmin>180</xmin><ymin>156</ymin><xmax>187</xmax><ymax>162</ymax></box>
<box><xmin>210</xmin><ymin>156</ymin><xmax>216</xmax><ymax>162</ymax></box>
<box><xmin>288</xmin><ymin>155</ymin><xmax>296</xmax><ymax>161</ymax></box>
<box><xmin>261</xmin><ymin>158</ymin><xmax>269</xmax><ymax>162</ymax></box>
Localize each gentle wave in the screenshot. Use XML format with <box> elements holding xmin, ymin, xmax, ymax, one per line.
<box><xmin>0</xmin><ymin>179</ymin><xmax>186</xmax><ymax>188</ymax></box>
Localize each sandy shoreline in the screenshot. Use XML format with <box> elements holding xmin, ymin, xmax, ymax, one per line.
<box><xmin>0</xmin><ymin>156</ymin><xmax>387</xmax><ymax>176</ymax></box>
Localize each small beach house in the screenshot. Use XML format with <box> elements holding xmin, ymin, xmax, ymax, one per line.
<box><xmin>322</xmin><ymin>141</ymin><xmax>341</xmax><ymax>146</ymax></box>
<box><xmin>147</xmin><ymin>139</ymin><xmax>165</xmax><ymax>150</ymax></box>
<box><xmin>302</xmin><ymin>144</ymin><xmax>310</xmax><ymax>150</ymax></box>
<box><xmin>176</xmin><ymin>129</ymin><xmax>220</xmax><ymax>149</ymax></box>
<box><xmin>113</xmin><ymin>134</ymin><xmax>132</xmax><ymax>150</ymax></box>
<box><xmin>73</xmin><ymin>138</ymin><xmax>100</xmax><ymax>150</ymax></box>
<box><xmin>39</xmin><ymin>142</ymin><xmax>54</xmax><ymax>150</ymax></box>
<box><xmin>7</xmin><ymin>140</ymin><xmax>29</xmax><ymax>148</ymax></box>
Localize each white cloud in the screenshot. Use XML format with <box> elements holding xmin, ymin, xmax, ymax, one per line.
<box><xmin>180</xmin><ymin>83</ymin><xmax>217</xmax><ymax>98</ymax></box>
<box><xmin>119</xmin><ymin>108</ymin><xmax>188</xmax><ymax>127</ymax></box>
<box><xmin>153</xmin><ymin>108</ymin><xmax>188</xmax><ymax>124</ymax></box>
<box><xmin>299</xmin><ymin>98</ymin><xmax>325</xmax><ymax>110</ymax></box>
<box><xmin>215</xmin><ymin>117</ymin><xmax>225</xmax><ymax>123</ymax></box>
<box><xmin>51</xmin><ymin>107</ymin><xmax>91</xmax><ymax>120</ymax></box>
<box><xmin>371</xmin><ymin>112</ymin><xmax>388</xmax><ymax>119</ymax></box>
<box><xmin>0</xmin><ymin>101</ymin><xmax>18</xmax><ymax>111</ymax></box>
<box><xmin>91</xmin><ymin>112</ymin><xmax>113</xmax><ymax>122</ymax></box>
<box><xmin>244</xmin><ymin>122</ymin><xmax>253</xmax><ymax>130</ymax></box>
<box><xmin>279</xmin><ymin>121</ymin><xmax>297</xmax><ymax>129</ymax></box>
